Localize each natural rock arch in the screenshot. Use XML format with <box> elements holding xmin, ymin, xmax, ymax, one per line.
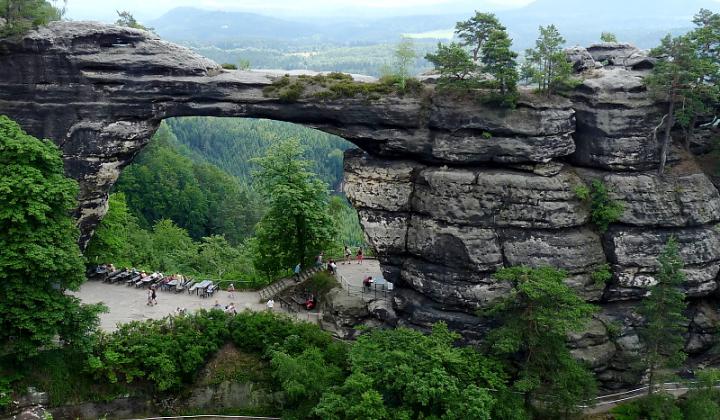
<box><xmin>3</xmin><ymin>21</ymin><xmax>720</xmax><ymax>389</ymax></box>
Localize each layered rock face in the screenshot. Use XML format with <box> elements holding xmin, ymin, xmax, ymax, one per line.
<box><xmin>3</xmin><ymin>23</ymin><xmax>720</xmax><ymax>389</ymax></box>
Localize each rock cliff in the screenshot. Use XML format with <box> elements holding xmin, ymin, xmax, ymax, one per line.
<box><xmin>2</xmin><ymin>23</ymin><xmax>720</xmax><ymax>389</ymax></box>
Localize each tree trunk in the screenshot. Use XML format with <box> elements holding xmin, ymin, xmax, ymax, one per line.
<box><xmin>658</xmin><ymin>100</ymin><xmax>675</xmax><ymax>176</ymax></box>
<box><xmin>684</xmin><ymin>115</ymin><xmax>697</xmax><ymax>151</ymax></box>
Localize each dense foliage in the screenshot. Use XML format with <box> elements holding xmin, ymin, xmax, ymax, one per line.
<box><xmin>0</xmin><ymin>0</ymin><xmax>63</xmax><ymax>37</ymax></box>
<box><xmin>88</xmin><ymin>118</ymin><xmax>366</xmax><ymax>284</ymax></box>
<box><xmin>86</xmin><ymin>192</ymin><xmax>260</xmax><ymax>285</ymax></box>
<box><xmin>0</xmin><ymin>115</ymin><xmax>103</xmax><ymax>360</ymax></box>
<box><xmin>485</xmin><ymin>266</ymin><xmax>598</xmax><ymax>417</ymax></box>
<box><xmin>165</xmin><ymin>117</ymin><xmax>351</xmax><ymax>190</ymax></box>
<box><xmin>315</xmin><ymin>323</ymin><xmax>524</xmax><ymax>420</ymax></box>
<box><xmin>114</xmin><ymin>124</ymin><xmax>263</xmax><ymax>245</ymax></box>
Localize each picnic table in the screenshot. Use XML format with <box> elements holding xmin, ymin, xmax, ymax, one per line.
<box><xmin>189</xmin><ymin>280</ymin><xmax>212</xmax><ymax>295</ymax></box>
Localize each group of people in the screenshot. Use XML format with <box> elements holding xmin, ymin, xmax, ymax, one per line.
<box><xmin>344</xmin><ymin>246</ymin><xmax>364</xmax><ymax>264</ymax></box>
<box><xmin>213</xmin><ymin>300</ymin><xmax>237</xmax><ymax>315</ymax></box>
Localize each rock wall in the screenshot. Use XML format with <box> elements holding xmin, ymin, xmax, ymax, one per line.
<box><xmin>2</xmin><ymin>24</ymin><xmax>720</xmax><ymax>389</ymax></box>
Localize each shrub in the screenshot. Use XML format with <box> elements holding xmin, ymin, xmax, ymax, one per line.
<box><xmin>575</xmin><ymin>180</ymin><xmax>624</xmax><ymax>232</ymax></box>
<box><xmin>307</xmin><ymin>271</ymin><xmax>339</xmax><ymax>297</ymax></box>
<box><xmin>221</xmin><ymin>63</ymin><xmax>238</xmax><ymax>70</ymax></box>
<box><xmin>591</xmin><ymin>263</ymin><xmax>612</xmax><ymax>285</ymax></box>
<box><xmin>611</xmin><ymin>393</ymin><xmax>683</xmax><ymax>420</ymax></box>
<box><xmin>88</xmin><ymin>310</ymin><xmax>229</xmax><ymax>391</ymax></box>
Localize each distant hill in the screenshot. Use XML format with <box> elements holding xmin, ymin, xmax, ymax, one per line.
<box><xmin>151</xmin><ymin>1</ymin><xmax>719</xmax><ymax>49</ymax></box>
<box><xmin>149</xmin><ymin>1</ymin><xmax>719</xmax><ymax>76</ymax></box>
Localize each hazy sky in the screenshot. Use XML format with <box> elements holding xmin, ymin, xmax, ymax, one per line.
<box><xmin>64</xmin><ymin>0</ymin><xmax>536</xmax><ymax>22</ymax></box>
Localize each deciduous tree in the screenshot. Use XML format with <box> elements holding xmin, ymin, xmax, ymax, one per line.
<box><xmin>394</xmin><ymin>37</ymin><xmax>417</xmax><ymax>91</ymax></box>
<box><xmin>0</xmin><ymin>0</ymin><xmax>64</xmax><ymax>36</ymax></box>
<box><xmin>0</xmin><ymin>115</ymin><xmax>103</xmax><ymax>360</ymax></box>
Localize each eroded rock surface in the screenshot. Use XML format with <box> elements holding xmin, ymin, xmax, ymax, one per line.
<box><xmin>3</xmin><ymin>21</ymin><xmax>720</xmax><ymax>390</ymax></box>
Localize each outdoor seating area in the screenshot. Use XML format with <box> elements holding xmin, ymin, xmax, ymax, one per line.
<box><xmin>89</xmin><ymin>264</ymin><xmax>219</xmax><ymax>299</ymax></box>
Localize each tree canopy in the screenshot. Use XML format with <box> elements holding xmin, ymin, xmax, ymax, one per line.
<box><xmin>0</xmin><ymin>0</ymin><xmax>64</xmax><ymax>37</ymax></box>
<box><xmin>637</xmin><ymin>237</ymin><xmax>688</xmax><ymax>395</ymax></box>
<box><xmin>523</xmin><ymin>24</ymin><xmax>575</xmax><ymax>95</ymax></box>
<box><xmin>314</xmin><ymin>323</ymin><xmax>523</xmax><ymax>419</ymax></box>
<box><xmin>250</xmin><ymin>138</ymin><xmax>337</xmax><ymax>278</ymax></box>
<box><xmin>0</xmin><ymin>115</ymin><xmax>103</xmax><ymax>360</ymax></box>
<box><xmin>484</xmin><ymin>266</ymin><xmax>597</xmax><ymax>416</ymax></box>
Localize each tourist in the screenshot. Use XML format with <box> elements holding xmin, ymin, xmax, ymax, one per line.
<box><xmin>328</xmin><ymin>260</ymin><xmax>337</xmax><ymax>275</ymax></box>
<box><xmin>305</xmin><ymin>294</ymin><xmax>316</xmax><ymax>310</ymax></box>
<box><xmin>356</xmin><ymin>247</ymin><xmax>364</xmax><ymax>264</ymax></box>
<box><xmin>344</xmin><ymin>245</ymin><xmax>351</xmax><ymax>264</ymax></box>
<box><xmin>228</xmin><ymin>283</ymin><xmax>235</xmax><ymax>299</ymax></box>
<box><xmin>363</xmin><ymin>276</ymin><xmax>373</xmax><ymax>290</ymax></box>
<box><xmin>266</xmin><ymin>298</ymin><xmax>274</xmax><ymax>311</ymax></box>
<box><xmin>225</xmin><ymin>302</ymin><xmax>237</xmax><ymax>315</ymax></box>
<box><xmin>315</xmin><ymin>253</ymin><xmax>324</xmax><ymax>268</ymax></box>
<box><xmin>146</xmin><ymin>288</ymin><xmax>153</xmax><ymax>306</ymax></box>
<box><xmin>294</xmin><ymin>263</ymin><xmax>301</xmax><ymax>282</ymax></box>
<box><xmin>150</xmin><ymin>285</ymin><xmax>158</xmax><ymax>306</ymax></box>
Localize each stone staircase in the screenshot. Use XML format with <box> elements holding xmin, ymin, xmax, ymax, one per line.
<box><xmin>258</xmin><ymin>267</ymin><xmax>320</xmax><ymax>302</ymax></box>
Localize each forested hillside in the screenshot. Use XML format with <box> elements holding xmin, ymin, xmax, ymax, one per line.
<box><xmin>113</xmin><ymin>124</ymin><xmax>264</xmax><ymax>245</ymax></box>
<box><xmin>166</xmin><ymin>117</ymin><xmax>352</xmax><ymax>190</ymax></box>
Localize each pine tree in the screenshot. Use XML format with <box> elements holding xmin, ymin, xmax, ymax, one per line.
<box><xmin>600</xmin><ymin>32</ymin><xmax>618</xmax><ymax>43</ymax></box>
<box><xmin>455</xmin><ymin>11</ymin><xmax>504</xmax><ymax>62</ymax></box>
<box><xmin>524</xmin><ymin>25</ymin><xmax>574</xmax><ymax>95</ymax></box>
<box><xmin>637</xmin><ymin>237</ymin><xmax>688</xmax><ymax>396</ymax></box>
<box><xmin>484</xmin><ymin>266</ymin><xmax>597</xmax><ymax>416</ymax></box>
<box><xmin>645</xmin><ymin>34</ymin><xmax>710</xmax><ymax>175</ymax></box>
<box><xmin>481</xmin><ymin>28</ymin><xmax>519</xmax><ymax>107</ymax></box>
<box><xmin>425</xmin><ymin>42</ymin><xmax>476</xmax><ymax>84</ymax></box>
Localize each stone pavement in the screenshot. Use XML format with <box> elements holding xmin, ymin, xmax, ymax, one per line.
<box><xmin>72</xmin><ymin>280</ymin><xmax>266</xmax><ymax>331</ymax></box>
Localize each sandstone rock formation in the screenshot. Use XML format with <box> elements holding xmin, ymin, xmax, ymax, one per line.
<box><xmin>2</xmin><ymin>22</ymin><xmax>720</xmax><ymax>390</ymax></box>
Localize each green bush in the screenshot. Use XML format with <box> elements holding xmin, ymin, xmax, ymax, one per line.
<box><xmin>221</xmin><ymin>63</ymin><xmax>238</xmax><ymax>70</ymax></box>
<box><xmin>88</xmin><ymin>310</ymin><xmax>229</xmax><ymax>391</ymax></box>
<box><xmin>612</xmin><ymin>393</ymin><xmax>683</xmax><ymax>420</ymax></box>
<box><xmin>591</xmin><ymin>263</ymin><xmax>613</xmax><ymax>285</ymax></box>
<box><xmin>307</xmin><ymin>271</ymin><xmax>339</xmax><ymax>297</ymax></box>
<box><xmin>575</xmin><ymin>180</ymin><xmax>624</xmax><ymax>232</ymax></box>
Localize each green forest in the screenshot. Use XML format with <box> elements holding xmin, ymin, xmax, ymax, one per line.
<box><xmin>86</xmin><ymin>119</ymin><xmax>365</xmax><ymax>285</ymax></box>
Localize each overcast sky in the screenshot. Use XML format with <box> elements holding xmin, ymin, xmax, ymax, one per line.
<box><xmin>64</xmin><ymin>0</ymin><xmax>537</xmax><ymax>22</ymax></box>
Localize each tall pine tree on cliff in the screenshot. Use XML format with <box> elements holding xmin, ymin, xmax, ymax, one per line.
<box><xmin>637</xmin><ymin>237</ymin><xmax>688</xmax><ymax>395</ymax></box>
